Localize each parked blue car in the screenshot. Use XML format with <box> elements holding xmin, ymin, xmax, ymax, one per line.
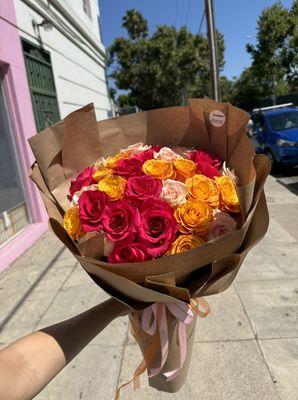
<box><xmin>250</xmin><ymin>104</ymin><xmax>298</xmax><ymax>168</ymax></box>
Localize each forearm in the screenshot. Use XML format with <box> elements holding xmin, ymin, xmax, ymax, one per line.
<box><xmin>0</xmin><ymin>298</ymin><xmax>129</xmax><ymax>400</ymax></box>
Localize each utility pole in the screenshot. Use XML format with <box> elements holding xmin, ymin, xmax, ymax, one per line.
<box><xmin>204</xmin><ymin>0</ymin><xmax>220</xmax><ymax>101</ymax></box>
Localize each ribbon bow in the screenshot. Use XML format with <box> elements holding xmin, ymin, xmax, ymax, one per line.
<box><xmin>142</xmin><ymin>301</ymin><xmax>195</xmax><ymax>381</ymax></box>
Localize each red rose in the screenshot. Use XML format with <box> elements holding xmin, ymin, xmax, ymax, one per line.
<box><xmin>116</xmin><ymin>156</ymin><xmax>143</xmax><ymax>178</ymax></box>
<box><xmin>78</xmin><ymin>190</ymin><xmax>108</xmax><ymax>232</ymax></box>
<box><xmin>188</xmin><ymin>150</ymin><xmax>221</xmax><ymax>178</ymax></box>
<box><xmin>102</xmin><ymin>199</ymin><xmax>140</xmax><ymax>241</ymax></box>
<box><xmin>134</xmin><ymin>148</ymin><xmax>155</xmax><ymax>163</ymax></box>
<box><xmin>116</xmin><ymin>148</ymin><xmax>159</xmax><ymax>178</ymax></box>
<box><xmin>108</xmin><ymin>240</ymin><xmax>151</xmax><ymax>263</ymax></box>
<box><xmin>69</xmin><ymin>167</ymin><xmax>96</xmax><ymax>197</ymax></box>
<box><xmin>139</xmin><ymin>199</ymin><xmax>177</xmax><ymax>257</ymax></box>
<box><xmin>125</xmin><ymin>176</ymin><xmax>162</xmax><ymax>205</ymax></box>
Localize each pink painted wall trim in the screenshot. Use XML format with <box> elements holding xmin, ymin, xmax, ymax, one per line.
<box><xmin>0</xmin><ymin>223</ymin><xmax>48</xmax><ymax>272</ymax></box>
<box><xmin>0</xmin><ymin>2</ymin><xmax>48</xmax><ymax>271</ymax></box>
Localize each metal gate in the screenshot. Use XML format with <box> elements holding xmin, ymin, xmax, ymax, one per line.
<box><xmin>22</xmin><ymin>39</ymin><xmax>60</xmax><ymax>132</ymax></box>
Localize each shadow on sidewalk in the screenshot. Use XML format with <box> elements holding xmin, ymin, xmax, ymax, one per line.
<box><xmin>0</xmin><ymin>247</ymin><xmax>65</xmax><ymax>333</ymax></box>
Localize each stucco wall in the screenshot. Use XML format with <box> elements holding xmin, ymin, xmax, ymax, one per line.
<box><xmin>13</xmin><ymin>0</ymin><xmax>112</xmax><ymax>120</ymax></box>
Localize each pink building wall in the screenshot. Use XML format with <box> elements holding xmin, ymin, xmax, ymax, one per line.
<box><xmin>0</xmin><ymin>1</ymin><xmax>48</xmax><ymax>271</ymax></box>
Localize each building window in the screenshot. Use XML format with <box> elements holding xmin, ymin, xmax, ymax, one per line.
<box><xmin>83</xmin><ymin>0</ymin><xmax>92</xmax><ymax>19</ymax></box>
<box><xmin>0</xmin><ymin>74</ymin><xmax>30</xmax><ymax>245</ymax></box>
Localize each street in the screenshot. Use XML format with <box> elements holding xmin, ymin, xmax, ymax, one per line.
<box><xmin>0</xmin><ymin>171</ymin><xmax>297</xmax><ymax>400</ymax></box>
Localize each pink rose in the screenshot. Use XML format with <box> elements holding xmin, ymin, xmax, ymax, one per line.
<box><xmin>117</xmin><ymin>147</ymin><xmax>157</xmax><ymax>177</ymax></box>
<box><xmin>116</xmin><ymin>156</ymin><xmax>143</xmax><ymax>178</ymax></box>
<box><xmin>134</xmin><ymin>148</ymin><xmax>156</xmax><ymax>163</ymax></box>
<box><xmin>69</xmin><ymin>167</ymin><xmax>96</xmax><ymax>197</ymax></box>
<box><xmin>102</xmin><ymin>199</ymin><xmax>140</xmax><ymax>241</ymax></box>
<box><xmin>188</xmin><ymin>150</ymin><xmax>221</xmax><ymax>179</ymax></box>
<box><xmin>160</xmin><ymin>179</ymin><xmax>187</xmax><ymax>207</ymax></box>
<box><xmin>125</xmin><ymin>176</ymin><xmax>162</xmax><ymax>205</ymax></box>
<box><xmin>208</xmin><ymin>211</ymin><xmax>237</xmax><ymax>239</ymax></box>
<box><xmin>108</xmin><ymin>240</ymin><xmax>151</xmax><ymax>263</ymax></box>
<box><xmin>78</xmin><ymin>190</ymin><xmax>108</xmax><ymax>232</ymax></box>
<box><xmin>120</xmin><ymin>142</ymin><xmax>151</xmax><ymax>154</ymax></box>
<box><xmin>154</xmin><ymin>147</ymin><xmax>181</xmax><ymax>161</ymax></box>
<box><xmin>139</xmin><ymin>199</ymin><xmax>177</xmax><ymax>257</ymax></box>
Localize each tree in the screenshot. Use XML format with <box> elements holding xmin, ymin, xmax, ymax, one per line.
<box><xmin>232</xmin><ymin>67</ymin><xmax>265</xmax><ymax>108</ymax></box>
<box><xmin>219</xmin><ymin>76</ymin><xmax>235</xmax><ymax>103</ymax></box>
<box><xmin>109</xmin><ymin>88</ymin><xmax>116</xmax><ymax>102</ymax></box>
<box><xmin>246</xmin><ymin>1</ymin><xmax>297</xmax><ymax>97</ymax></box>
<box><xmin>117</xmin><ymin>93</ymin><xmax>133</xmax><ymax>108</ymax></box>
<box><xmin>122</xmin><ymin>9</ymin><xmax>148</xmax><ymax>41</ymax></box>
<box><xmin>109</xmin><ymin>9</ymin><xmax>225</xmax><ymax>110</ymax></box>
<box><xmin>281</xmin><ymin>0</ymin><xmax>298</xmax><ymax>91</ymax></box>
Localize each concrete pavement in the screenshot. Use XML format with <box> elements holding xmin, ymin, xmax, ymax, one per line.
<box><xmin>0</xmin><ymin>174</ymin><xmax>297</xmax><ymax>400</ymax></box>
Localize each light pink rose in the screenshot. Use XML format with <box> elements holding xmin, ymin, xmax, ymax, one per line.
<box><xmin>93</xmin><ymin>157</ymin><xmax>106</xmax><ymax>169</ymax></box>
<box><xmin>120</xmin><ymin>142</ymin><xmax>151</xmax><ymax>154</ymax></box>
<box><xmin>70</xmin><ymin>184</ymin><xmax>99</xmax><ymax>206</ymax></box>
<box><xmin>208</xmin><ymin>211</ymin><xmax>237</xmax><ymax>239</ymax></box>
<box><xmin>154</xmin><ymin>147</ymin><xmax>181</xmax><ymax>161</ymax></box>
<box><xmin>172</xmin><ymin>147</ymin><xmax>193</xmax><ymax>158</ymax></box>
<box><xmin>222</xmin><ymin>161</ymin><xmax>239</xmax><ymax>184</ymax></box>
<box><xmin>160</xmin><ymin>179</ymin><xmax>187</xmax><ymax>207</ymax></box>
<box><xmin>104</xmin><ymin>236</ymin><xmax>115</xmax><ymax>257</ymax></box>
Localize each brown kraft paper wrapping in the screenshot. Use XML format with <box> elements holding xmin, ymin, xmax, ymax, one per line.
<box><xmin>28</xmin><ymin>99</ymin><xmax>270</xmax><ymax>393</ymax></box>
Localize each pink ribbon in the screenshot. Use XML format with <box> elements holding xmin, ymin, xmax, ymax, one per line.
<box><xmin>141</xmin><ymin>301</ymin><xmax>195</xmax><ymax>381</ymax></box>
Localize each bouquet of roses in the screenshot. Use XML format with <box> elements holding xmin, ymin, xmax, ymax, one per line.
<box><xmin>29</xmin><ymin>99</ymin><xmax>270</xmax><ymax>396</ymax></box>
<box><xmin>64</xmin><ymin>144</ymin><xmax>240</xmax><ymax>265</ymax></box>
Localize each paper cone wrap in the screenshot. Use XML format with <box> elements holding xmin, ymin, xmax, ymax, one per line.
<box><xmin>28</xmin><ymin>99</ymin><xmax>270</xmax><ymax>392</ymax></box>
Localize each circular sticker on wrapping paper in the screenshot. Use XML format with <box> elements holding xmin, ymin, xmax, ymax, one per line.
<box><xmin>209</xmin><ymin>110</ymin><xmax>226</xmax><ymax>127</ymax></box>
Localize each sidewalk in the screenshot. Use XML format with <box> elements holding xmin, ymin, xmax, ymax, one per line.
<box><xmin>1</xmin><ymin>175</ymin><xmax>297</xmax><ymax>400</ymax></box>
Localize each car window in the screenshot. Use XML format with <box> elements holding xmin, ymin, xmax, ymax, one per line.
<box><xmin>252</xmin><ymin>114</ymin><xmax>264</xmax><ymax>129</ymax></box>
<box><xmin>266</xmin><ymin>111</ymin><xmax>298</xmax><ymax>132</ymax></box>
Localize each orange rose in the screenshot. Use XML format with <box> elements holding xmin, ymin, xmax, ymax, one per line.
<box><xmin>142</xmin><ymin>159</ymin><xmax>175</xmax><ymax>179</ymax></box>
<box><xmin>174</xmin><ymin>199</ymin><xmax>213</xmax><ymax>235</ymax></box>
<box><xmin>168</xmin><ymin>234</ymin><xmax>205</xmax><ymax>255</ymax></box>
<box><xmin>98</xmin><ymin>175</ymin><xmax>126</xmax><ymax>200</ymax></box>
<box><xmin>63</xmin><ymin>206</ymin><xmax>84</xmax><ymax>240</ymax></box>
<box><xmin>173</xmin><ymin>158</ymin><xmax>197</xmax><ymax>181</ymax></box>
<box><xmin>93</xmin><ymin>167</ymin><xmax>113</xmax><ymax>182</ymax></box>
<box><xmin>186</xmin><ymin>174</ymin><xmax>219</xmax><ymax>208</ymax></box>
<box><xmin>105</xmin><ymin>152</ymin><xmax>129</xmax><ymax>169</ymax></box>
<box><xmin>215</xmin><ymin>176</ymin><xmax>240</xmax><ymax>213</ymax></box>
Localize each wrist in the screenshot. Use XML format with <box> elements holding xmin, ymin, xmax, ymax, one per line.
<box><xmin>106</xmin><ymin>298</ymin><xmax>131</xmax><ymax>317</ymax></box>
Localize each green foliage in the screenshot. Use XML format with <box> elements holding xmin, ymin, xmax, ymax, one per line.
<box><xmin>109</xmin><ymin>3</ymin><xmax>297</xmax><ymax>110</ymax></box>
<box><xmin>109</xmin><ymin>9</ymin><xmax>225</xmax><ymax>110</ymax></box>
<box><xmin>122</xmin><ymin>9</ymin><xmax>148</xmax><ymax>41</ymax></box>
<box><xmin>245</xmin><ymin>0</ymin><xmax>297</xmax><ymax>97</ymax></box>
<box><xmin>117</xmin><ymin>93</ymin><xmax>133</xmax><ymax>108</ymax></box>
<box><xmin>219</xmin><ymin>76</ymin><xmax>235</xmax><ymax>103</ymax></box>
<box><xmin>281</xmin><ymin>0</ymin><xmax>298</xmax><ymax>90</ymax></box>
<box><xmin>109</xmin><ymin>88</ymin><xmax>116</xmax><ymax>101</ymax></box>
<box><xmin>232</xmin><ymin>67</ymin><xmax>264</xmax><ymax>105</ymax></box>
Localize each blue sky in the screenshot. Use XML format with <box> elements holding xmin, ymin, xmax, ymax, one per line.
<box><xmin>99</xmin><ymin>0</ymin><xmax>294</xmax><ymax>79</ymax></box>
